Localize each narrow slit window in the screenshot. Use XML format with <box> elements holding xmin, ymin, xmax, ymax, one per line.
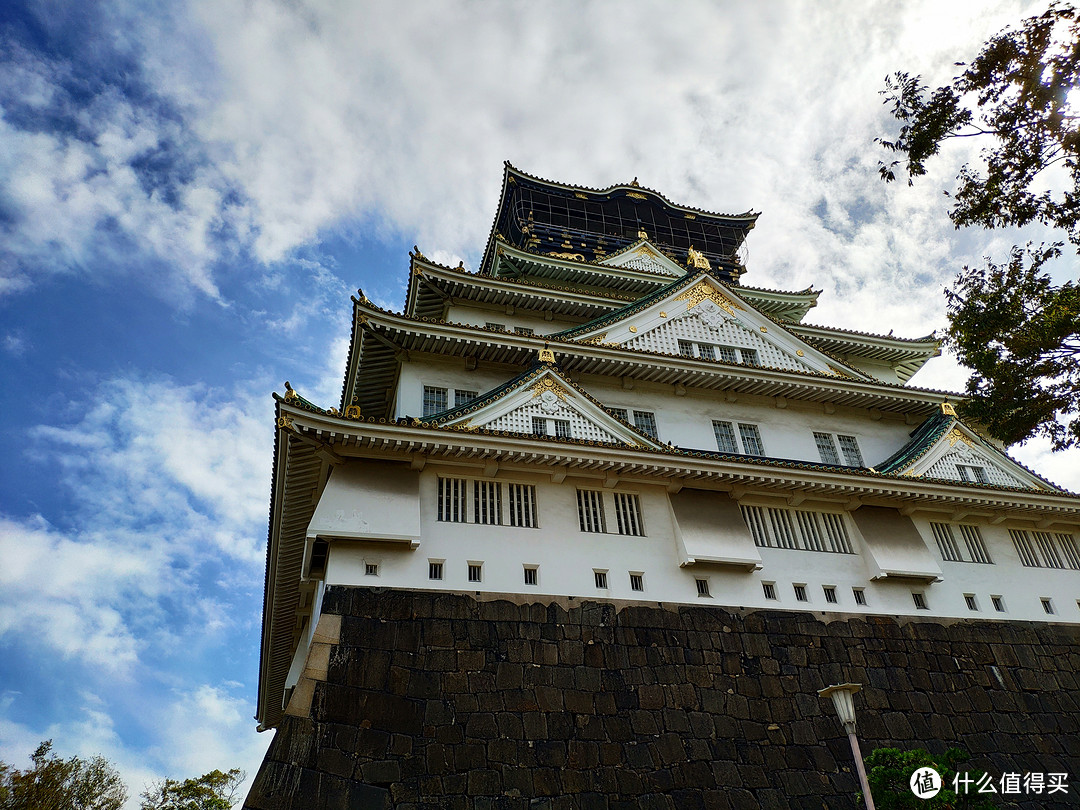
<box><xmin>696</xmin><ymin>578</ymin><xmax>711</xmax><ymax>597</ymax></box>
<box><xmin>508</xmin><ymin>483</ymin><xmax>537</xmax><ymax>528</ymax></box>
<box><xmin>823</xmin><ymin>586</ymin><xmax>837</xmax><ymax>604</ymax></box>
<box><xmin>793</xmin><ymin>584</ymin><xmax>808</xmax><ymax>602</ymax></box>
<box><xmin>964</xmin><ymin>594</ymin><xmax>978</xmax><ymax>611</ymax></box>
<box><xmin>576</xmin><ymin>489</ymin><xmax>606</xmax><ymax>533</ymax></box>
<box><xmin>992</xmin><ymin>595</ymin><xmax>1005</xmax><ymax>612</ymax></box>
<box><xmin>473</xmin><ymin>480</ymin><xmax>502</xmax><ymax>525</ymax></box>
<box><xmin>762</xmin><ymin>582</ymin><xmax>777</xmax><ymax>600</ymax></box>
<box><xmin>1041</xmin><ymin>598</ymin><xmax>1055</xmax><ymax>615</ymax></box>
<box><xmin>853</xmin><ymin>588</ymin><xmax>867</xmax><ymax>606</ymax></box>
<box><xmin>912</xmin><ymin>592</ymin><xmax>928</xmax><ymax>610</ymax></box>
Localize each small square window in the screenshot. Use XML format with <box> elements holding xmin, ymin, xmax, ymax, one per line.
<box><xmin>853</xmin><ymin>588</ymin><xmax>867</xmax><ymax>606</ymax></box>
<box><xmin>762</xmin><ymin>582</ymin><xmax>777</xmax><ymax>600</ymax></box>
<box><xmin>740</xmin><ymin>348</ymin><xmax>760</xmax><ymax>366</ymax></box>
<box><xmin>964</xmin><ymin>594</ymin><xmax>978</xmax><ymax>611</ymax></box>
<box><xmin>514</xmin><ymin>326</ymin><xmax>535</xmax><ymax>336</ymax></box>
<box><xmin>992</xmin><ymin>595</ymin><xmax>1005</xmax><ymax>612</ymax></box>
<box><xmin>696</xmin><ymin>578</ymin><xmax>711</xmax><ymax>597</ymax></box>
<box><xmin>428</xmin><ymin>561</ymin><xmax>443</xmax><ymax>580</ymax></box>
<box><xmin>532</xmin><ymin>416</ymin><xmax>547</xmax><ymax>436</ymax></box>
<box><xmin>697</xmin><ymin>344</ymin><xmax>716</xmax><ymax>361</ymax></box>
<box><xmin>594</xmin><ymin>570</ymin><xmax>608</xmax><ymax>589</ymax></box>
<box><xmin>365</xmin><ymin>563</ymin><xmax>379</xmax><ymax>576</ymax></box>
<box><xmin>1041</xmin><ymin>597</ymin><xmax>1055</xmax><ymax>615</ymax></box>
<box><xmin>912</xmin><ymin>592</ymin><xmax>928</xmax><ymax>610</ymax></box>
<box><xmin>629</xmin><ymin>573</ymin><xmax>644</xmax><ymax>592</ymax></box>
<box><xmin>524</xmin><ymin>566</ymin><xmax>538</xmax><ymax>586</ymax></box>
<box><xmin>678</xmin><ymin>340</ymin><xmax>695</xmax><ymax>358</ymax></box>
<box><xmin>823</xmin><ymin>586</ymin><xmax>837</xmax><ymax>604</ymax></box>
<box><xmin>554</xmin><ymin>419</ymin><xmax>571</xmax><ymax>439</ymax></box>
<box><xmin>485</xmin><ymin>321</ymin><xmax>505</xmax><ymax>331</ymax></box>
<box><xmin>468</xmin><ymin>563</ymin><xmax>482</xmax><ymax>583</ymax></box>
<box><xmin>717</xmin><ymin>346</ymin><xmax>738</xmax><ymax>363</ymax></box>
<box><xmin>793</xmin><ymin>584</ymin><xmax>808</xmax><ymax>602</ymax></box>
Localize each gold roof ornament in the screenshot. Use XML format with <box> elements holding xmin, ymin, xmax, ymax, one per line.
<box><xmin>673</xmin><ymin>281</ymin><xmax>742</xmax><ymax>316</ymax></box>
<box><xmin>941</xmin><ymin>401</ymin><xmax>957</xmax><ymax>416</ymax></box>
<box><xmin>637</xmin><ymin>228</ymin><xmax>649</xmax><ymax>239</ymax></box>
<box><xmin>411</xmin><ymin>245</ymin><xmax>427</xmax><ymax>261</ymax></box>
<box><xmin>686</xmin><ymin>245</ymin><xmax>711</xmax><ymax>270</ymax></box>
<box><xmin>283</xmin><ymin>381</ymin><xmax>300</xmax><ymax>403</ymax></box>
<box><xmin>539</xmin><ymin>347</ymin><xmax>555</xmax><ymax>363</ymax></box>
<box><xmin>945</xmin><ymin>428</ymin><xmax>975</xmax><ymax>448</ymax></box>
<box><xmin>344</xmin><ymin>405</ymin><xmax>362</xmax><ymax>419</ymax></box>
<box><xmin>531</xmin><ymin>376</ymin><xmax>570</xmax><ymax>402</ymax></box>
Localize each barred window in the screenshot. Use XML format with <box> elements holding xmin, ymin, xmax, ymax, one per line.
<box><xmin>428</xmin><ymin>561</ymin><xmax>444</xmax><ymax>580</ymax></box>
<box><xmin>957</xmin><ymin>464</ymin><xmax>989</xmax><ymax>484</ymax></box>
<box><xmin>762</xmin><ymin>582</ymin><xmax>777</xmax><ymax>600</ymax></box>
<box><xmin>717</xmin><ymin>346</ymin><xmax>738</xmax><ymax>363</ymax></box>
<box><xmin>965</xmin><ymin>594</ymin><xmax>978</xmax><ymax>611</ymax></box>
<box><xmin>614</xmin><ymin>492</ymin><xmax>644</xmax><ymax>536</ymax></box>
<box><xmin>837</xmin><ymin>435</ymin><xmax>864</xmax><ymax>466</ymax></box>
<box><xmin>508</xmin><ymin>483</ymin><xmax>537</xmax><ymax>528</ymax></box>
<box><xmin>437</xmin><ymin>476</ymin><xmax>467</xmax><ymax>522</ymax></box>
<box><xmin>697</xmin><ymin>344</ymin><xmax>716</xmax><ymax>361</ymax></box>
<box><xmin>678</xmin><ymin>340</ymin><xmax>695</xmax><ymax>357</ymax></box>
<box><xmin>853</xmin><ymin>588</ymin><xmax>867</xmax><ymax>606</ymax></box>
<box><xmin>608</xmin><ymin>407</ymin><xmax>629</xmax><ymax>422</ymax></box>
<box><xmin>474</xmin><ymin>480</ymin><xmax>502</xmax><ymax>525</ymax></box>
<box><xmin>629</xmin><ymin>573</ymin><xmax>644</xmax><ymax>592</ymax></box>
<box><xmin>823</xmin><ymin>586</ymin><xmax>837</xmax><ymax>604</ymax></box>
<box><xmin>423</xmin><ymin>385</ymin><xmax>448</xmax><ymax>417</ymax></box>
<box><xmin>532</xmin><ymin>416</ymin><xmax>547</xmax><ymax>436</ymax></box>
<box><xmin>992</xmin><ymin>595</ymin><xmax>1005</xmax><ymax>612</ymax></box>
<box><xmin>912</xmin><ymin>592</ymin><xmax>928</xmax><ymax>610</ymax></box>
<box><xmin>696</xmin><ymin>578</ymin><xmax>711</xmax><ymax>597</ymax></box>
<box><xmin>1041</xmin><ymin>597</ymin><xmax>1055</xmax><ymax>615</ymax></box>
<box><xmin>524</xmin><ymin>566</ymin><xmax>538</xmax><ymax>586</ymax></box>
<box><xmin>633</xmin><ymin>410</ymin><xmax>659</xmax><ymax>439</ymax></box>
<box><xmin>712</xmin><ymin>420</ymin><xmax>739</xmax><ymax>453</ymax></box>
<box><xmin>594</xmin><ymin>570</ymin><xmax>608</xmax><ymax>589</ymax></box>
<box><xmin>738</xmin><ymin>423</ymin><xmax>764</xmax><ymax>456</ymax></box>
<box><xmin>455</xmin><ymin>389</ymin><xmax>478</xmax><ymax>407</ymax></box>
<box><xmin>1010</xmin><ymin>529</ymin><xmax>1080</xmax><ymax>569</ymax></box>
<box><xmin>740</xmin><ymin>348</ymin><xmax>760</xmax><ymax>367</ymax></box>
<box><xmin>741</xmin><ymin>504</ymin><xmax>854</xmax><ymax>554</ymax></box>
<box><xmin>554</xmin><ymin>419</ymin><xmax>571</xmax><ymax>439</ymax></box>
<box><xmin>365</xmin><ymin>563</ymin><xmax>379</xmax><ymax>576</ymax></box>
<box><xmin>514</xmin><ymin>326</ymin><xmax>535</xmax><ymax>335</ymax></box>
<box><xmin>793</xmin><ymin>584</ymin><xmax>808</xmax><ymax>602</ymax></box>
<box><xmin>485</xmin><ymin>321</ymin><xmax>505</xmax><ymax>331</ymax></box>
<box><xmin>577</xmin><ymin>490</ymin><xmax>606</xmax><ymax>533</ymax></box>
<box><xmin>468</xmin><ymin>563</ymin><xmax>482</xmax><ymax>583</ymax></box>
<box><xmin>814</xmin><ymin>432</ymin><xmax>841</xmax><ymax>465</ymax></box>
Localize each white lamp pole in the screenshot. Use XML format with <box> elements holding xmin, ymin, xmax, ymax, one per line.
<box><xmin>818</xmin><ymin>683</ymin><xmax>876</xmax><ymax>810</ymax></box>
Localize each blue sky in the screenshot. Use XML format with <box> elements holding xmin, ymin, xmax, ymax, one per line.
<box><xmin>1</xmin><ymin>0</ymin><xmax>1076</xmax><ymax>803</ymax></box>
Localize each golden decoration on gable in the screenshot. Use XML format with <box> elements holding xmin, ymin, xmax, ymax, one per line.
<box><xmin>539</xmin><ymin>348</ymin><xmax>555</xmax><ymax>363</ymax></box>
<box><xmin>344</xmin><ymin>405</ymin><xmax>362</xmax><ymax>419</ymax></box>
<box><xmin>581</xmin><ymin>332</ymin><xmax>607</xmax><ymax>345</ymax></box>
<box><xmin>628</xmin><ymin>326</ymin><xmax>638</xmax><ymax>333</ymax></box>
<box><xmin>684</xmin><ymin>213</ymin><xmax>697</xmax><ymax>220</ymax></box>
<box><xmin>627</xmin><ymin>192</ymin><xmax>647</xmax><ymax>200</ymax></box>
<box><xmin>945</xmin><ymin>428</ymin><xmax>975</xmax><ymax>448</ymax></box>
<box><xmin>760</xmin><ymin>326</ymin><xmax>768</xmax><ymax>333</ymax></box>
<box><xmin>941</xmin><ymin>402</ymin><xmax>957</xmax><ymax>416</ymax></box>
<box><xmin>796</xmin><ymin>350</ymin><xmax>805</xmax><ymax>357</ymax></box>
<box><xmin>660</xmin><ymin>311</ymin><xmax>667</xmax><ymax>318</ymax></box>
<box><xmin>634</xmin><ymin>244</ymin><xmax>659</xmax><ymax>259</ymax></box>
<box><xmin>574</xmin><ymin>192</ymin><xmax>588</xmax><ymax>199</ymax></box>
<box><xmin>637</xmin><ymin>228</ymin><xmax>649</xmax><ymax>239</ymax></box>
<box><xmin>276</xmin><ymin>415</ymin><xmax>294</xmax><ymax>430</ymax></box>
<box><xmin>686</xmin><ymin>246</ymin><xmax>711</xmax><ymax>270</ymax></box>
<box><xmin>531</xmin><ymin>377</ymin><xmax>569</xmax><ymax>402</ymax></box>
<box><xmin>546</xmin><ymin>251</ymin><xmax>585</xmax><ymax>262</ymax></box>
<box><xmin>673</xmin><ymin>281</ymin><xmax>743</xmax><ymax>316</ymax></box>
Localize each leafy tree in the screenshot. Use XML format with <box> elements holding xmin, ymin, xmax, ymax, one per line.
<box><xmin>862</xmin><ymin>747</ymin><xmax>997</xmax><ymax>809</ymax></box>
<box><xmin>878</xmin><ymin>3</ymin><xmax>1080</xmax><ymax>449</ymax></box>
<box><xmin>0</xmin><ymin>740</ymin><xmax>127</xmax><ymax>810</ymax></box>
<box><xmin>140</xmin><ymin>768</ymin><xmax>245</xmax><ymax>810</ymax></box>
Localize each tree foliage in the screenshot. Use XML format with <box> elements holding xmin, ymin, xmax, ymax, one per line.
<box><xmin>0</xmin><ymin>740</ymin><xmax>127</xmax><ymax>810</ymax></box>
<box><xmin>879</xmin><ymin>3</ymin><xmax>1080</xmax><ymax>449</ymax></box>
<box><xmin>140</xmin><ymin>768</ymin><xmax>245</xmax><ymax>810</ymax></box>
<box><xmin>862</xmin><ymin>747</ymin><xmax>997</xmax><ymax>809</ymax></box>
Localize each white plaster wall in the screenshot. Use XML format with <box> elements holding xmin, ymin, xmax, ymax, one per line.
<box><xmin>320</xmin><ymin>465</ymin><xmax>1080</xmax><ymax>624</ymax></box>
<box><xmin>444</xmin><ymin>304</ymin><xmax>582</xmax><ymax>336</ymax></box>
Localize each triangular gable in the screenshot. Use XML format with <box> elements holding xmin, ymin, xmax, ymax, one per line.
<box><xmin>599</xmin><ymin>238</ymin><xmax>686</xmax><ymax>277</ymax></box>
<box><xmin>422</xmin><ymin>363</ymin><xmax>668</xmax><ymax>450</ymax></box>
<box><xmin>876</xmin><ymin>410</ymin><xmax>1059</xmax><ymax>491</ymax></box>
<box><xmin>554</xmin><ymin>272</ymin><xmax>867</xmax><ymax>379</ymax></box>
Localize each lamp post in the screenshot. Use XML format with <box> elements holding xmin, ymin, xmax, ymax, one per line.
<box><xmin>818</xmin><ymin>683</ymin><xmax>876</xmax><ymax>810</ymax></box>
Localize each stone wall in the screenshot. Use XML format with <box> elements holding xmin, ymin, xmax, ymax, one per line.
<box><xmin>245</xmin><ymin>587</ymin><xmax>1080</xmax><ymax>809</ymax></box>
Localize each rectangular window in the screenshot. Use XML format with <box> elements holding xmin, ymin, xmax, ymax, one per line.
<box><xmin>1033</xmin><ymin>531</ymin><xmax>1063</xmax><ymax>568</ymax></box>
<box><xmin>633</xmin><ymin>410</ymin><xmax>658</xmax><ymax>439</ymax></box>
<box><xmin>740</xmin><ymin>348</ymin><xmax>760</xmax><ymax>366</ymax></box>
<box><xmin>577</xmin><ymin>489</ymin><xmax>606</xmax><ymax>533</ymax></box>
<box><xmin>992</xmin><ymin>595</ymin><xmax>1005</xmax><ymax>612</ymax></box>
<box><xmin>823</xmin><ymin>586</ymin><xmax>837</xmax><ymax>604</ymax></box>
<box><xmin>957</xmin><ymin>464</ymin><xmax>989</xmax><ymax>484</ymax></box>
<box><xmin>594</xmin><ymin>570</ymin><xmax>608</xmax><ymax>589</ymax></box>
<box><xmin>524</xmin><ymin>566</ymin><xmax>538</xmax><ymax>586</ymax></box>
<box><xmin>474</xmin><ymin>480</ymin><xmax>502</xmax><ymax>525</ymax></box>
<box><xmin>697</xmin><ymin>343</ymin><xmax>716</xmax><ymax>361</ymax></box>
<box><xmin>428</xmin><ymin>561</ymin><xmax>443</xmax><ymax>580</ymax></box>
<box><xmin>964</xmin><ymin>594</ymin><xmax>978</xmax><ymax>611</ymax></box>
<box><xmin>629</xmin><ymin>573</ymin><xmax>644</xmax><ymax>592</ymax></box>
<box><xmin>793</xmin><ymin>584</ymin><xmax>808</xmax><ymax>602</ymax></box>
<box><xmin>837</xmin><ymin>435</ymin><xmax>864</xmax><ymax>466</ymax></box>
<box><xmin>717</xmin><ymin>346</ymin><xmax>738</xmax><ymax>363</ymax></box>
<box><xmin>485</xmin><ymin>321</ymin><xmax>506</xmax><ymax>331</ymax></box>
<box><xmin>738</xmin><ymin>423</ymin><xmax>764</xmax><ymax>456</ymax></box>
<box><xmin>932</xmin><ymin>522</ymin><xmax>992</xmax><ymax>563</ymax></box>
<box><xmin>712</xmin><ymin>420</ymin><xmax>739</xmax><ymax>453</ymax></box>
<box><xmin>678</xmin><ymin>340</ymin><xmax>695</xmax><ymax>358</ymax></box>
<box><xmin>1058</xmin><ymin>533</ymin><xmax>1080</xmax><ymax>569</ymax></box>
<box><xmin>1009</xmin><ymin>529</ymin><xmax>1041</xmax><ymax>567</ymax></box>
<box><xmin>853</xmin><ymin>588</ymin><xmax>867</xmax><ymax>606</ymax></box>
<box><xmin>454</xmin><ymin>389</ymin><xmax>478</xmax><ymax>407</ymax></box>
<box><xmin>532</xmin><ymin>416</ymin><xmax>548</xmax><ymax>436</ymax></box>
<box><xmin>959</xmin><ymin>525</ymin><xmax>992</xmax><ymax>564</ymax></box>
<box><xmin>762</xmin><ymin>582</ymin><xmax>777</xmax><ymax>600</ymax></box>
<box><xmin>437</xmin><ymin>476</ymin><xmax>467</xmax><ymax>523</ymax></box>
<box><xmin>741</xmin><ymin>505</ymin><xmax>853</xmax><ymax>554</ymax></box>
<box><xmin>814</xmin><ymin>432</ymin><xmax>841</xmax><ymax>465</ymax></box>
<box><xmin>365</xmin><ymin>563</ymin><xmax>379</xmax><ymax>576</ymax></box>
<box><xmin>514</xmin><ymin>326</ymin><xmax>535</xmax><ymax>335</ymax></box>
<box><xmin>468</xmin><ymin>563</ymin><xmax>483</xmax><ymax>583</ymax></box>
<box><xmin>423</xmin><ymin>385</ymin><xmax>448</xmax><ymax>417</ymax></box>
<box><xmin>1042</xmin><ymin>597</ymin><xmax>1055</xmax><ymax>615</ymax></box>
<box><xmin>553</xmin><ymin>419</ymin><xmax>571</xmax><ymax>439</ymax></box>
<box><xmin>1010</xmin><ymin>528</ymin><xmax>1078</xmax><ymax>569</ymax></box>
<box><xmin>930</xmin><ymin>523</ymin><xmax>962</xmax><ymax>562</ymax></box>
<box><xmin>507</xmin><ymin>483</ymin><xmax>537</xmax><ymax>528</ymax></box>
<box><xmin>614</xmin><ymin>492</ymin><xmax>644</xmax><ymax>536</ymax></box>
<box><xmin>608</xmin><ymin>407</ymin><xmax>629</xmax><ymax>422</ymax></box>
<box><xmin>912</xmin><ymin>592</ymin><xmax>928</xmax><ymax>610</ymax></box>
<box><xmin>696</xmin><ymin>578</ymin><xmax>711</xmax><ymax>597</ymax></box>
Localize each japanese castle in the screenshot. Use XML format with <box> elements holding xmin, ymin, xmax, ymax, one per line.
<box><xmin>256</xmin><ymin>164</ymin><xmax>1080</xmax><ymax>730</ymax></box>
